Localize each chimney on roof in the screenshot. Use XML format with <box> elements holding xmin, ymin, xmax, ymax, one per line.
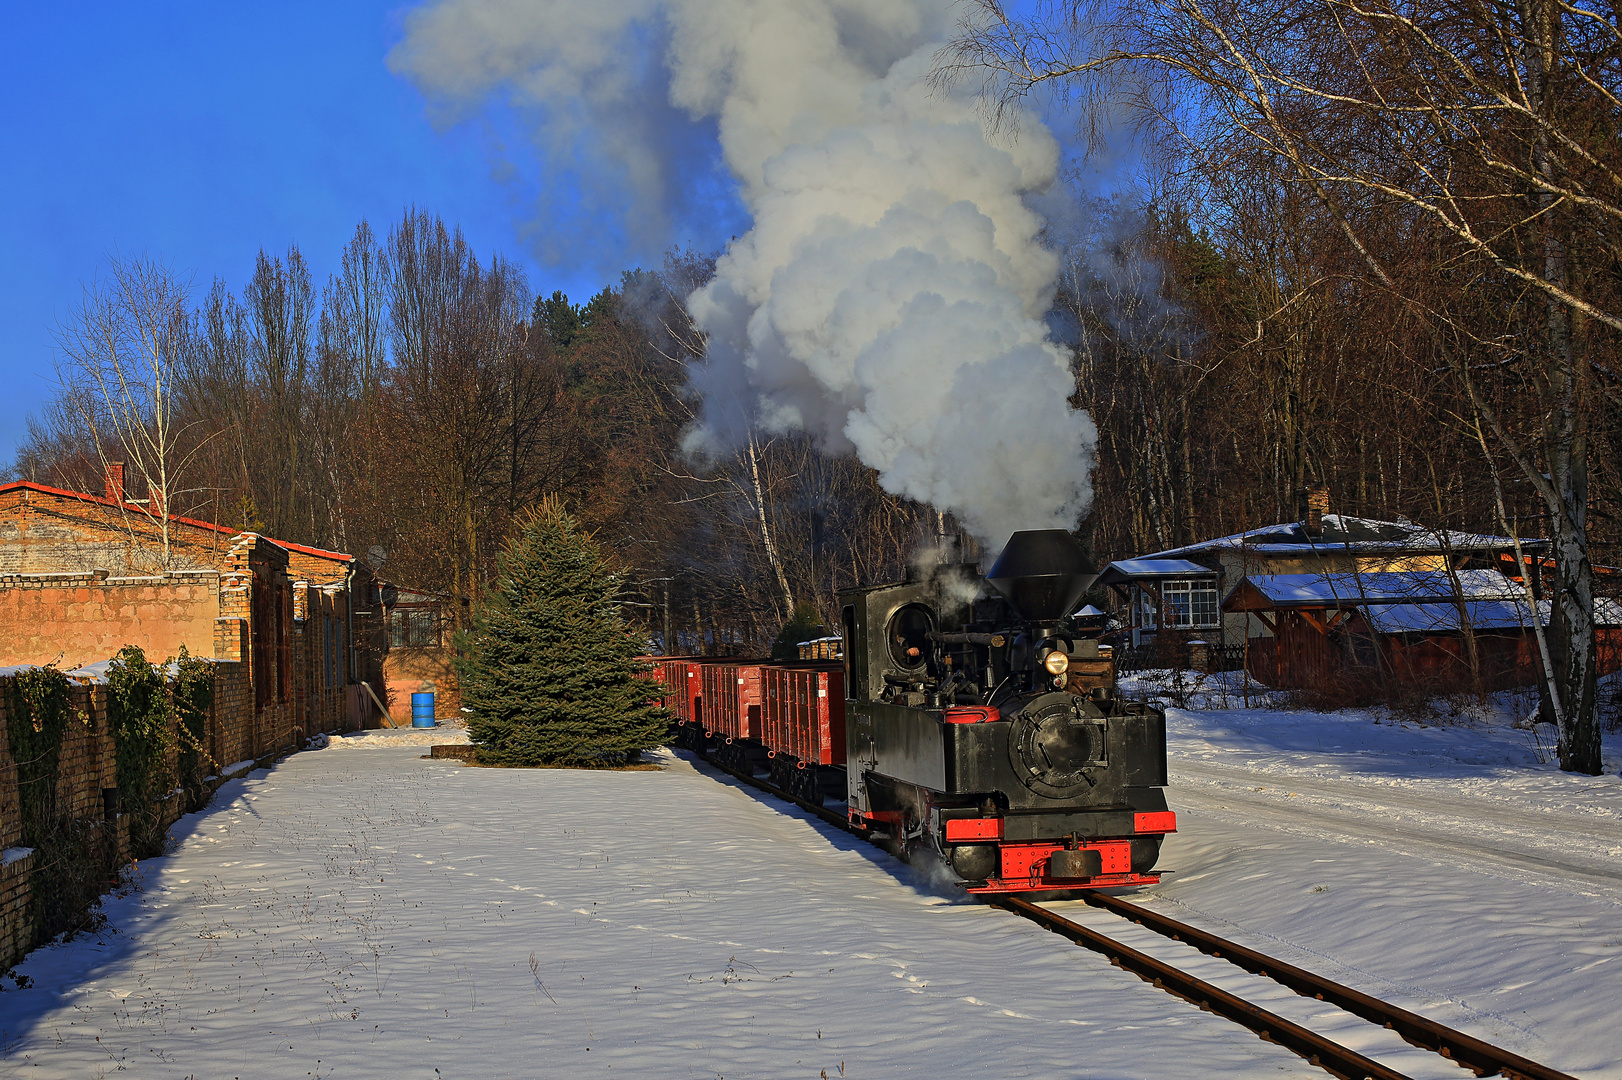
<box><xmin>104</xmin><ymin>461</ymin><xmax>125</xmax><ymax>503</ymax></box>
<box><xmin>1302</xmin><ymin>483</ymin><xmax>1330</xmax><ymax>537</ymax></box>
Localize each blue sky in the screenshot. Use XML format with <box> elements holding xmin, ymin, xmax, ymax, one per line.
<box><xmin>0</xmin><ymin>4</ymin><xmax>1127</xmax><ymax>465</ymax></box>
<box><xmin>0</xmin><ymin>3</ymin><xmax>701</xmax><ymax>461</ymax></box>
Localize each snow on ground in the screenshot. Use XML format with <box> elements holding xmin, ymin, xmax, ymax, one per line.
<box><xmin>0</xmin><ymin>745</ymin><xmax>1323</xmax><ymax>1079</ymax></box>
<box><xmin>326</xmin><ymin>721</ymin><xmax>472</xmax><ymax>750</ymax></box>
<box><xmin>4</xmin><ymin>682</ymin><xmax>1622</xmax><ymax>1078</ymax></box>
<box><xmin>1091</xmin><ymin>669</ymin><xmax>1622</xmax><ymax>1078</ymax></box>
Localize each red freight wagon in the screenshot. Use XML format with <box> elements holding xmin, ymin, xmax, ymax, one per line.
<box><xmin>658</xmin><ymin>658</ymin><xmax>706</xmax><ymax>724</ymax></box>
<box><xmin>700</xmin><ymin>660</ymin><xmax>763</xmax><ymax>741</ymax></box>
<box><xmin>761</xmin><ymin>662</ymin><xmax>846</xmax><ymax>766</ymax></box>
<box><xmin>643</xmin><ymin>656</ymin><xmax>700</xmax><ymax>715</ymax></box>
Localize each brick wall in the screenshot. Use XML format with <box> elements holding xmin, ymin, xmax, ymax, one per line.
<box><xmin>285</xmin><ymin>548</ymin><xmax>351</xmax><ymax>587</ymax></box>
<box><xmin>0</xmin><ymin>485</ymin><xmax>237</xmax><ymax>575</ymax></box>
<box><xmin>0</xmin><ymin>571</ymin><xmax>221</xmax><ymax>670</ymax></box>
<box><xmin>0</xmin><ymin>657</ymin><xmax>288</xmax><ymax>971</ymax></box>
<box><xmin>1</xmin><ymin>485</ymin><xmax>383</xmax><ymax>738</ymax></box>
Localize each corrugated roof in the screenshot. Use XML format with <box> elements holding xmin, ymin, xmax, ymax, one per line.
<box><xmin>1099</xmin><ymin>558</ymin><xmax>1219</xmax><ymax>584</ymax></box>
<box><xmin>0</xmin><ymin>480</ymin><xmax>353</xmax><ymax>562</ymax></box>
<box><xmin>1146</xmin><ymin>514</ymin><xmax>1545</xmax><ymax>559</ymax></box>
<box><xmin>1226</xmin><ymin>570</ymin><xmax>1523</xmax><ymax>609</ymax></box>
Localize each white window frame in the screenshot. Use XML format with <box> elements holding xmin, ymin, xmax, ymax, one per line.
<box><xmin>1161</xmin><ymin>578</ymin><xmax>1220</xmax><ymax>629</ymax></box>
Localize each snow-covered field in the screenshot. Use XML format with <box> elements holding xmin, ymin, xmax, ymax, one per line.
<box><xmin>2</xmin><ymin>686</ymin><xmax>1620</xmax><ymax>1078</ymax></box>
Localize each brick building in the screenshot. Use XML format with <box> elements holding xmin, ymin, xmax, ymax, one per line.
<box><xmin>375</xmin><ymin>583</ymin><xmax>466</xmax><ymax>725</ymax></box>
<box><xmin>0</xmin><ymin>478</ymin><xmax>381</xmax><ymax>738</ymax></box>
<box><xmin>0</xmin><ymin>475</ymin><xmax>466</xmax><ymax>972</ymax></box>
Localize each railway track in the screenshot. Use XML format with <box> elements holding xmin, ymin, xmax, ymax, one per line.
<box><xmin>687</xmin><ymin>743</ymin><xmax>1580</xmax><ymax>1080</ymax></box>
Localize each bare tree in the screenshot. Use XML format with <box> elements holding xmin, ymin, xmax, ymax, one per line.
<box><xmin>53</xmin><ymin>255</ymin><xmax>208</xmax><ymax>570</ymax></box>
<box><xmin>387</xmin><ymin>208</ymin><xmax>532</xmax><ymax>617</ymax></box>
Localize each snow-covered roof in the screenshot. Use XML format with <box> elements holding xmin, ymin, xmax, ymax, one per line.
<box><xmin>1365</xmin><ymin>597</ymin><xmax>1622</xmax><ymax>633</ymax></box>
<box><xmin>1221</xmin><ymin>568</ymin><xmax>1622</xmax><ymax>632</ymax></box>
<box><xmin>1365</xmin><ymin>599</ymin><xmax>1537</xmax><ymax>634</ymax></box>
<box><xmin>1098</xmin><ymin>558</ymin><xmax>1218</xmax><ymax>585</ymax></box>
<box><xmin>1225</xmin><ymin>570</ymin><xmax>1523</xmax><ymax>610</ymax></box>
<box><xmin>1147</xmin><ymin>514</ymin><xmax>1545</xmax><ymax>560</ymax></box>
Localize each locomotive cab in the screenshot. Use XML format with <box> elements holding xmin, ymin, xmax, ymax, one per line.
<box><xmin>842</xmin><ymin>530</ymin><xmax>1175</xmax><ymax>893</ymax></box>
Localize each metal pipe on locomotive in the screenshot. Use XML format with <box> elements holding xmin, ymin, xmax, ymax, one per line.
<box><xmin>663</xmin><ymin>529</ymin><xmax>1175</xmax><ymax>894</ymax></box>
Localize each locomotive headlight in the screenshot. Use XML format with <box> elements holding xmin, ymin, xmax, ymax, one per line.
<box><xmin>1042</xmin><ymin>649</ymin><xmax>1070</xmax><ymax>676</ymax></box>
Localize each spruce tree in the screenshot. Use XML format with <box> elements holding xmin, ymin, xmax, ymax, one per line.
<box><xmin>769</xmin><ymin>602</ymin><xmax>824</xmax><ymax>661</ymax></box>
<box><xmin>457</xmin><ymin>498</ymin><xmax>669</xmax><ymax>766</ymax></box>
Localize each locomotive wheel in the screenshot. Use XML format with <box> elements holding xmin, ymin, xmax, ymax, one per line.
<box><xmin>1130</xmin><ymin>836</ymin><xmax>1163</xmax><ymax>874</ymax></box>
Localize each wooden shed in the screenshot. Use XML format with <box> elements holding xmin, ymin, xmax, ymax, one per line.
<box><xmin>1223</xmin><ymin>570</ymin><xmax>1622</xmax><ymax>691</ymax></box>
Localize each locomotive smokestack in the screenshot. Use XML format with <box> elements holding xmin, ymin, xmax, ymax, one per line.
<box><xmin>984</xmin><ymin>530</ymin><xmax>1097</xmax><ymax>623</ymax></box>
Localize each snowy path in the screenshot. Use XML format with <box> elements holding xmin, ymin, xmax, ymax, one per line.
<box><xmin>1</xmin><ymin>745</ymin><xmax>1324</xmax><ymax>1079</ymax></box>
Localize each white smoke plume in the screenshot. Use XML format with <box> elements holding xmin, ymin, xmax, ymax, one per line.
<box><xmin>394</xmin><ymin>0</ymin><xmax>1098</xmax><ymax>546</ymax></box>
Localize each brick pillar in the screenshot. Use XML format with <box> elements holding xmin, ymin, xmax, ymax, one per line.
<box><xmin>214</xmin><ymin>616</ymin><xmax>249</xmax><ymax>662</ymax></box>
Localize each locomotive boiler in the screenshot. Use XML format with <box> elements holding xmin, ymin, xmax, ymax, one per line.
<box><xmin>839</xmin><ymin>529</ymin><xmax>1175</xmax><ymax>893</ymax></box>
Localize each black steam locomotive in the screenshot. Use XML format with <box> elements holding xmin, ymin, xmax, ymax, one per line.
<box><xmin>839</xmin><ymin>529</ymin><xmax>1174</xmax><ymax>893</ymax></box>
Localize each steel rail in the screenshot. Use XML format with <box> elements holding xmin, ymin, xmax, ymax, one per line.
<box><xmin>995</xmin><ymin>896</ymin><xmax>1409</xmax><ymax>1080</ymax></box>
<box><xmin>1077</xmin><ymin>892</ymin><xmax>1577</xmax><ymax>1080</ymax></box>
<box><xmin>684</xmin><ymin>742</ymin><xmax>1575</xmax><ymax>1080</ymax></box>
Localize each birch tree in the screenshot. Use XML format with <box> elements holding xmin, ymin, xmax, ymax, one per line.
<box><xmin>941</xmin><ymin>0</ymin><xmax>1620</xmax><ymax>773</ymax></box>
<box><xmin>54</xmin><ymin>255</ymin><xmax>203</xmax><ymax>570</ymax></box>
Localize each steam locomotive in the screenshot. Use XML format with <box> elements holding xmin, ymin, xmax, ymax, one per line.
<box><xmin>661</xmin><ymin>529</ymin><xmax>1174</xmax><ymax>894</ymax></box>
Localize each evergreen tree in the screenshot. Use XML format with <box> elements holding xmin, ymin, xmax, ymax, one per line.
<box><xmin>769</xmin><ymin>602</ymin><xmax>824</xmax><ymax>661</ymax></box>
<box><xmin>457</xmin><ymin>497</ymin><xmax>669</xmax><ymax>766</ymax></box>
<box><xmin>535</xmin><ymin>290</ymin><xmax>582</xmax><ymax>349</ymax></box>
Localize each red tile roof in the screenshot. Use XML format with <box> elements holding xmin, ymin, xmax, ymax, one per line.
<box><xmin>0</xmin><ymin>480</ymin><xmax>353</xmax><ymax>563</ymax></box>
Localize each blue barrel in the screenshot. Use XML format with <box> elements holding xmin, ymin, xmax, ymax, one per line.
<box><xmin>411</xmin><ymin>692</ymin><xmax>436</xmax><ymax>728</ymax></box>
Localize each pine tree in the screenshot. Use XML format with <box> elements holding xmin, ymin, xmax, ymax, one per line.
<box><xmin>457</xmin><ymin>497</ymin><xmax>669</xmax><ymax>766</ymax></box>
<box><xmin>769</xmin><ymin>602</ymin><xmax>824</xmax><ymax>661</ymax></box>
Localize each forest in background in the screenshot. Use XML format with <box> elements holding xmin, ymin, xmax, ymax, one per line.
<box><xmin>7</xmin><ymin>183</ymin><xmax>1620</xmax><ymax>656</ymax></box>
<box><xmin>8</xmin><ymin>162</ymin><xmax>1621</xmax><ymax>650</ymax></box>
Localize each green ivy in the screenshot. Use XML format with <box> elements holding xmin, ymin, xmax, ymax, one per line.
<box><xmin>4</xmin><ymin>666</ymin><xmax>113</xmax><ymax>949</ymax></box>
<box><xmin>5</xmin><ymin>667</ymin><xmax>73</xmax><ymax>849</ymax></box>
<box><xmin>173</xmin><ymin>646</ymin><xmax>214</xmax><ymax>814</ymax></box>
<box><xmin>106</xmin><ymin>645</ymin><xmax>174</xmax><ymax>860</ymax></box>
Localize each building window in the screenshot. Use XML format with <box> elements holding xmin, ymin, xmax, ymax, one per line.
<box><xmin>1135</xmin><ymin>586</ymin><xmax>1158</xmax><ymax>629</ymax></box>
<box><xmin>1162</xmin><ymin>579</ymin><xmax>1220</xmax><ymax>628</ymax></box>
<box><xmin>389</xmin><ymin>608</ymin><xmax>439</xmax><ymax>648</ymax></box>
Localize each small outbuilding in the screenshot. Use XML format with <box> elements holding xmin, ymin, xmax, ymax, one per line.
<box><xmin>1222</xmin><ymin>569</ymin><xmax>1622</xmax><ymax>691</ymax></box>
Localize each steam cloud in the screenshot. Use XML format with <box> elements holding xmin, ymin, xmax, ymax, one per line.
<box><xmin>394</xmin><ymin>0</ymin><xmax>1098</xmax><ymax>545</ymax></box>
